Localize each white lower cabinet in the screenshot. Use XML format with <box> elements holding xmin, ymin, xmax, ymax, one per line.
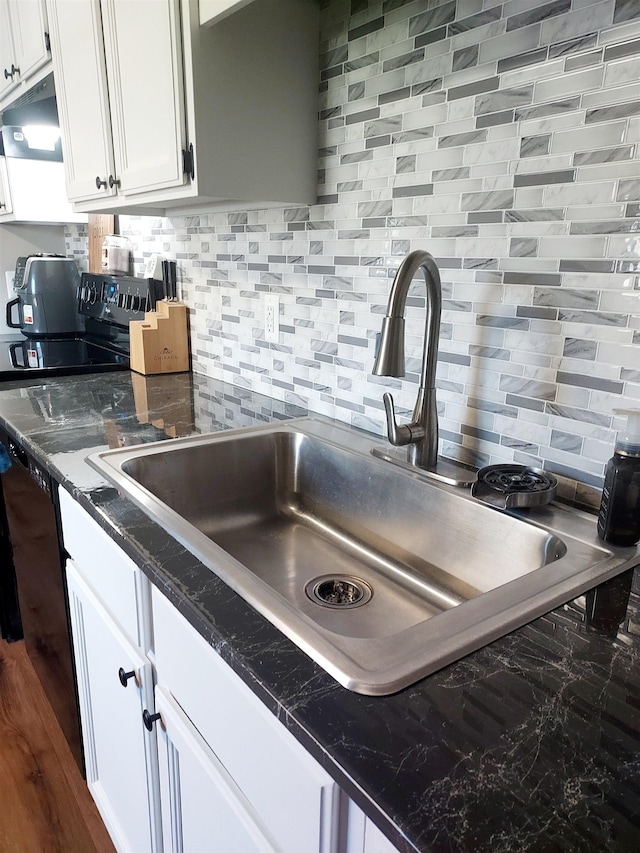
<box><xmin>60</xmin><ymin>488</ymin><xmax>161</xmax><ymax>852</ymax></box>
<box><xmin>155</xmin><ymin>685</ymin><xmax>279</xmax><ymax>852</ymax></box>
<box><xmin>60</xmin><ymin>488</ymin><xmax>400</xmax><ymax>853</ymax></box>
<box><xmin>67</xmin><ymin>560</ymin><xmax>159</xmax><ymax>852</ymax></box>
<box><xmin>152</xmin><ymin>585</ymin><xmax>341</xmax><ymax>853</ymax></box>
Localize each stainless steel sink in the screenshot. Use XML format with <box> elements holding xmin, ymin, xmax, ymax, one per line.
<box><xmin>88</xmin><ymin>418</ymin><xmax>639</xmax><ymax>695</ymax></box>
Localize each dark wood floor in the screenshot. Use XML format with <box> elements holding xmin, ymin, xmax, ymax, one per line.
<box><xmin>0</xmin><ymin>638</ymin><xmax>114</xmax><ymax>853</ymax></box>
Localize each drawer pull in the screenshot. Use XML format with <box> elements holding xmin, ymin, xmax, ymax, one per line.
<box><xmin>118</xmin><ymin>667</ymin><xmax>136</xmax><ymax>687</ymax></box>
<box><xmin>143</xmin><ymin>709</ymin><xmax>161</xmax><ymax>731</ymax></box>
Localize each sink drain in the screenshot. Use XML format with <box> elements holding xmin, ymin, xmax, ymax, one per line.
<box><xmin>306</xmin><ymin>575</ymin><xmax>373</xmax><ymax>609</ymax></box>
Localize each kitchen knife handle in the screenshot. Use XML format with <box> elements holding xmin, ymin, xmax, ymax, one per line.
<box><xmin>161</xmin><ymin>259</ymin><xmax>169</xmax><ymax>301</ymax></box>
<box><xmin>169</xmin><ymin>261</ymin><xmax>178</xmax><ymax>300</ymax></box>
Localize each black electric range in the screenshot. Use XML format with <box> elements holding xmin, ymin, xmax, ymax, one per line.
<box><xmin>0</xmin><ymin>273</ymin><xmax>164</xmax><ymax>381</ymax></box>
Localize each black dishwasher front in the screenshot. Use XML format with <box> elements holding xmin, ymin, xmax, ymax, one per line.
<box><xmin>0</xmin><ymin>427</ymin><xmax>83</xmax><ymax>772</ymax></box>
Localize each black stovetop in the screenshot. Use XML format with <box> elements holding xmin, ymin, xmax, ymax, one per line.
<box><xmin>0</xmin><ymin>333</ymin><xmax>129</xmax><ymax>381</ymax></box>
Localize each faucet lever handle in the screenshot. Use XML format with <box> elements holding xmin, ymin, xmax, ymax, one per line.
<box><xmin>382</xmin><ymin>392</ymin><xmax>415</xmax><ymax>447</ymax></box>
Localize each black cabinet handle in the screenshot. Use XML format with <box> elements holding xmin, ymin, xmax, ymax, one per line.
<box><xmin>142</xmin><ymin>709</ymin><xmax>161</xmax><ymax>731</ymax></box>
<box><xmin>95</xmin><ymin>176</ymin><xmax>107</xmax><ymax>189</ymax></box>
<box><xmin>11</xmin><ymin>63</ymin><xmax>19</xmax><ymax>76</ymax></box>
<box><xmin>108</xmin><ymin>174</ymin><xmax>120</xmax><ymax>189</ymax></box>
<box><xmin>118</xmin><ymin>667</ymin><xmax>136</xmax><ymax>687</ymax></box>
<box><xmin>3</xmin><ymin>68</ymin><xmax>11</xmax><ymax>80</ymax></box>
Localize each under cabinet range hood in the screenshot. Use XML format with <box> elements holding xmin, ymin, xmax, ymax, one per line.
<box><xmin>0</xmin><ymin>73</ymin><xmax>85</xmax><ymax>224</ymax></box>
<box><xmin>1</xmin><ymin>72</ymin><xmax>61</xmax><ymax>158</ymax></box>
<box><xmin>1</xmin><ymin>72</ymin><xmax>58</xmax><ymax>126</ymax></box>
<box><xmin>1</xmin><ymin>125</ymin><xmax>63</xmax><ymax>162</ymax></box>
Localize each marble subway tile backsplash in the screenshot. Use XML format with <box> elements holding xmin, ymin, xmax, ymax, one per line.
<box><xmin>66</xmin><ymin>0</ymin><xmax>640</xmax><ymax>508</ymax></box>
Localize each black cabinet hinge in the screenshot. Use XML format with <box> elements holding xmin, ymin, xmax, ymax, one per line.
<box><xmin>44</xmin><ymin>31</ymin><xmax>51</xmax><ymax>52</ymax></box>
<box><xmin>182</xmin><ymin>143</ymin><xmax>195</xmax><ymax>181</ymax></box>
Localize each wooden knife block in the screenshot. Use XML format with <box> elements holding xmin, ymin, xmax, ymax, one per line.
<box><xmin>129</xmin><ymin>301</ymin><xmax>190</xmax><ymax>375</ymax></box>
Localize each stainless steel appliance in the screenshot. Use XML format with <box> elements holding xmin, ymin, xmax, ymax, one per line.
<box><xmin>6</xmin><ymin>254</ymin><xmax>83</xmax><ymax>336</ymax></box>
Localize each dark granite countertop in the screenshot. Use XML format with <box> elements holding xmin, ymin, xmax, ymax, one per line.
<box><xmin>0</xmin><ymin>370</ymin><xmax>639</xmax><ymax>852</ymax></box>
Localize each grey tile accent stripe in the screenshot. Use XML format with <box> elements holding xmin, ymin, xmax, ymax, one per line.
<box><xmin>448</xmin><ymin>76</ymin><xmax>499</xmax><ymax>101</ymax></box>
<box><xmin>348</xmin><ymin>17</ymin><xmax>384</xmax><ymax>41</ymax></box>
<box><xmin>604</xmin><ymin>37</ymin><xmax>640</xmax><ymax>60</ymax></box>
<box><xmin>506</xmin><ymin>0</ymin><xmax>571</xmax><ymax>33</ymax></box>
<box><xmin>476</xmin><ymin>110</ymin><xmax>514</xmax><ymax>128</ymax></box>
<box><xmin>498</xmin><ymin>48</ymin><xmax>547</xmax><ymax>74</ymax></box>
<box><xmin>557</xmin><ymin>372</ymin><xmax>624</xmax><ymax>394</ymax></box>
<box><xmin>513</xmin><ymin>170</ymin><xmax>575</xmax><ymax>187</ymax></box>
<box><xmin>614</xmin><ymin>0</ymin><xmax>640</xmax><ymax>25</ymax></box>
<box><xmin>392</xmin><ymin>184</ymin><xmax>434</xmax><ymax>198</ymax></box>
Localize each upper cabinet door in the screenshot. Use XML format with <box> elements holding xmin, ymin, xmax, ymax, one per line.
<box><xmin>0</xmin><ymin>0</ymin><xmax>16</xmax><ymax>100</ymax></box>
<box><xmin>8</xmin><ymin>0</ymin><xmax>49</xmax><ymax>82</ymax></box>
<box><xmin>100</xmin><ymin>0</ymin><xmax>187</xmax><ymax>196</ymax></box>
<box><xmin>46</xmin><ymin>0</ymin><xmax>116</xmax><ymax>203</ymax></box>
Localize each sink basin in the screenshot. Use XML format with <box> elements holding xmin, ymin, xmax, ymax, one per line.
<box><xmin>88</xmin><ymin>418</ymin><xmax>639</xmax><ymax>695</ymax></box>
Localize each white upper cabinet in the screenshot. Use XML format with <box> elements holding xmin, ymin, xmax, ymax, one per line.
<box><xmin>0</xmin><ymin>0</ymin><xmax>50</xmax><ymax>103</ymax></box>
<box><xmin>45</xmin><ymin>0</ymin><xmax>115</xmax><ymax>203</ymax></box>
<box><xmin>101</xmin><ymin>0</ymin><xmax>186</xmax><ymax>197</ymax></box>
<box><xmin>46</xmin><ymin>0</ymin><xmax>185</xmax><ymax>205</ymax></box>
<box><xmin>46</xmin><ymin>0</ymin><xmax>319</xmax><ymax>214</ymax></box>
<box><xmin>0</xmin><ymin>2</ymin><xmax>16</xmax><ymax>101</ymax></box>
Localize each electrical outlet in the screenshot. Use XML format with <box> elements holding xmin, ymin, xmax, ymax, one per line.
<box><xmin>264</xmin><ymin>294</ymin><xmax>279</xmax><ymax>343</ymax></box>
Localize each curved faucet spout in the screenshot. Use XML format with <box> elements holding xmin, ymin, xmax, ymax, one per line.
<box><xmin>372</xmin><ymin>250</ymin><xmax>441</xmax><ymax>470</ymax></box>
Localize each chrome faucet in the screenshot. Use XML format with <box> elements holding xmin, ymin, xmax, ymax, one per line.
<box><xmin>373</xmin><ymin>250</ymin><xmax>442</xmax><ymax>471</ymax></box>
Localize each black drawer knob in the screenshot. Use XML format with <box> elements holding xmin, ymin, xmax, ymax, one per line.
<box><xmin>142</xmin><ymin>709</ymin><xmax>161</xmax><ymax>731</ymax></box>
<box><xmin>118</xmin><ymin>667</ymin><xmax>136</xmax><ymax>687</ymax></box>
<box><xmin>95</xmin><ymin>176</ymin><xmax>107</xmax><ymax>189</ymax></box>
<box><xmin>108</xmin><ymin>174</ymin><xmax>120</xmax><ymax>189</ymax></box>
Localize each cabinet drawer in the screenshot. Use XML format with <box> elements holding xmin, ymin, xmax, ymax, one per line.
<box><xmin>59</xmin><ymin>488</ymin><xmax>141</xmax><ymax>645</ymax></box>
<box><xmin>152</xmin><ymin>586</ymin><xmax>339</xmax><ymax>853</ymax></box>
